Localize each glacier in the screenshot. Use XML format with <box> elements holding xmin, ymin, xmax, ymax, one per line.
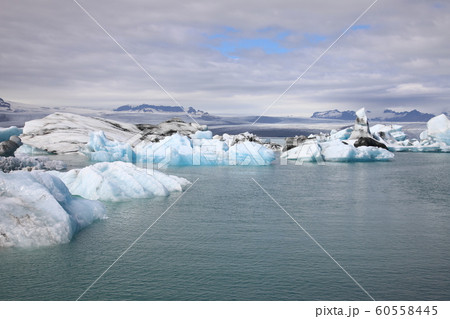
<box><xmin>49</xmin><ymin>161</ymin><xmax>191</xmax><ymax>201</ymax></box>
<box><xmin>85</xmin><ymin>130</ymin><xmax>276</xmax><ymax>166</ymax></box>
<box><xmin>0</xmin><ymin>171</ymin><xmax>106</xmax><ymax>247</ymax></box>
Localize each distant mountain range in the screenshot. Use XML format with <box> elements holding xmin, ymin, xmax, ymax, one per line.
<box><xmin>114</xmin><ymin>104</ymin><xmax>207</xmax><ymax>116</ymax></box>
<box><xmin>0</xmin><ymin>98</ymin><xmax>11</xmax><ymax>110</ymax></box>
<box><xmin>311</xmin><ymin>109</ymin><xmax>436</xmax><ymax>122</ymax></box>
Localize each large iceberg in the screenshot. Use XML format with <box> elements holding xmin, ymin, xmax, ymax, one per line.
<box><xmin>421</xmin><ymin>114</ymin><xmax>450</xmax><ymax>146</ymax></box>
<box><xmin>0</xmin><ymin>171</ymin><xmax>106</xmax><ymax>247</ymax></box>
<box><xmin>20</xmin><ymin>113</ymin><xmax>142</xmax><ymax>154</ymax></box>
<box><xmin>49</xmin><ymin>161</ymin><xmax>191</xmax><ymax>201</ymax></box>
<box><xmin>20</xmin><ymin>113</ymin><xmax>206</xmax><ymax>154</ymax></box>
<box><xmin>85</xmin><ymin>130</ymin><xmax>276</xmax><ymax>166</ymax></box>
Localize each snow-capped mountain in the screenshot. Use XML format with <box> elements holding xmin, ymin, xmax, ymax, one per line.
<box><xmin>311</xmin><ymin>108</ymin><xmax>436</xmax><ymax>122</ymax></box>
<box><xmin>114</xmin><ymin>104</ymin><xmax>207</xmax><ymax>116</ymax></box>
<box><xmin>311</xmin><ymin>109</ymin><xmax>356</xmax><ymax>120</ymax></box>
<box><xmin>0</xmin><ymin>98</ymin><xmax>11</xmax><ymax>110</ymax></box>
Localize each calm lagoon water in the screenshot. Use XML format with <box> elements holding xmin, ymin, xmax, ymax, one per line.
<box><xmin>0</xmin><ymin>152</ymin><xmax>449</xmax><ymax>300</ymax></box>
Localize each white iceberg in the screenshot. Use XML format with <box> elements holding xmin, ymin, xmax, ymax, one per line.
<box><xmin>49</xmin><ymin>161</ymin><xmax>191</xmax><ymax>201</ymax></box>
<box><xmin>330</xmin><ymin>128</ymin><xmax>353</xmax><ymax>141</ymax></box>
<box><xmin>281</xmin><ymin>140</ymin><xmax>394</xmax><ymax>162</ymax></box>
<box><xmin>376</xmin><ymin>114</ymin><xmax>450</xmax><ymax>152</ymax></box>
<box><xmin>0</xmin><ymin>126</ymin><xmax>22</xmax><ymax>142</ymax></box>
<box><xmin>21</xmin><ymin>113</ymin><xmax>206</xmax><ymax>154</ymax></box>
<box><xmin>280</xmin><ymin>139</ymin><xmax>322</xmax><ymax>162</ymax></box>
<box><xmin>349</xmin><ymin>108</ymin><xmax>372</xmax><ymax>140</ymax></box>
<box><xmin>370</xmin><ymin>124</ymin><xmax>407</xmax><ymax>142</ymax></box>
<box><xmin>0</xmin><ymin>171</ymin><xmax>106</xmax><ymax>247</ymax></box>
<box><xmin>320</xmin><ymin>140</ymin><xmax>394</xmax><ymax>162</ymax></box>
<box><xmin>424</xmin><ymin>114</ymin><xmax>450</xmax><ymax>145</ymax></box>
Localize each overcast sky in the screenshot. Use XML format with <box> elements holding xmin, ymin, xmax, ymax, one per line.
<box><xmin>1</xmin><ymin>0</ymin><xmax>449</xmax><ymax>116</ymax></box>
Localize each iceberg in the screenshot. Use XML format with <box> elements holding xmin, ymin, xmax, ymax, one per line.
<box><xmin>320</xmin><ymin>140</ymin><xmax>394</xmax><ymax>162</ymax></box>
<box><xmin>281</xmin><ymin>108</ymin><xmax>394</xmax><ymax>162</ymax></box>
<box><xmin>14</xmin><ymin>144</ymin><xmax>52</xmax><ymax>156</ymax></box>
<box><xmin>0</xmin><ymin>126</ymin><xmax>22</xmax><ymax>142</ymax></box>
<box><xmin>280</xmin><ymin>139</ymin><xmax>322</xmax><ymax>162</ymax></box>
<box><xmin>21</xmin><ymin>113</ymin><xmax>206</xmax><ymax>154</ymax></box>
<box><xmin>349</xmin><ymin>108</ymin><xmax>372</xmax><ymax>140</ymax></box>
<box><xmin>21</xmin><ymin>112</ymin><xmax>142</xmax><ymax>154</ymax></box>
<box><xmin>281</xmin><ymin>139</ymin><xmax>394</xmax><ymax>162</ymax></box>
<box><xmin>49</xmin><ymin>161</ymin><xmax>191</xmax><ymax>201</ymax></box>
<box><xmin>0</xmin><ymin>171</ymin><xmax>106</xmax><ymax>247</ymax></box>
<box><xmin>85</xmin><ymin>130</ymin><xmax>276</xmax><ymax>166</ymax></box>
<box><xmin>370</xmin><ymin>124</ymin><xmax>407</xmax><ymax>142</ymax></box>
<box><xmin>425</xmin><ymin>114</ymin><xmax>450</xmax><ymax>145</ymax></box>
<box><xmin>0</xmin><ymin>136</ymin><xmax>22</xmax><ymax>157</ymax></box>
<box><xmin>0</xmin><ymin>155</ymin><xmax>66</xmax><ymax>173</ymax></box>
<box><xmin>370</xmin><ymin>114</ymin><xmax>450</xmax><ymax>152</ymax></box>
<box><xmin>330</xmin><ymin>128</ymin><xmax>353</xmax><ymax>141</ymax></box>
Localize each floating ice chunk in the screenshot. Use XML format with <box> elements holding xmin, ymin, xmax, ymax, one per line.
<box><xmin>0</xmin><ymin>171</ymin><xmax>106</xmax><ymax>247</ymax></box>
<box><xmin>353</xmin><ymin>146</ymin><xmax>395</xmax><ymax>160</ymax></box>
<box><xmin>86</xmin><ymin>131</ymin><xmax>134</xmax><ymax>162</ymax></box>
<box><xmin>0</xmin><ymin>126</ymin><xmax>22</xmax><ymax>142</ymax></box>
<box><xmin>330</xmin><ymin>127</ymin><xmax>353</xmax><ymax>140</ymax></box>
<box><xmin>190</xmin><ymin>130</ymin><xmax>213</xmax><ymax>140</ymax></box>
<box><xmin>426</xmin><ymin>114</ymin><xmax>450</xmax><ymax>145</ymax></box>
<box><xmin>227</xmin><ymin>141</ymin><xmax>276</xmax><ymax>165</ymax></box>
<box><xmin>320</xmin><ymin>140</ymin><xmax>356</xmax><ymax>161</ymax></box>
<box><xmin>136</xmin><ymin>134</ymin><xmax>195</xmax><ymax>166</ymax></box>
<box><xmin>371</xmin><ymin>124</ymin><xmax>407</xmax><ymax>142</ymax></box>
<box><xmin>192</xmin><ymin>138</ymin><xmax>229</xmax><ymax>165</ymax></box>
<box><xmin>50</xmin><ymin>161</ymin><xmax>191</xmax><ymax>201</ymax></box>
<box><xmin>320</xmin><ymin>140</ymin><xmax>394</xmax><ymax>162</ymax></box>
<box><xmin>15</xmin><ymin>144</ymin><xmax>52</xmax><ymax>156</ymax></box>
<box><xmin>86</xmin><ymin>131</ymin><xmax>276</xmax><ymax>166</ymax></box>
<box><xmin>0</xmin><ymin>156</ymin><xmax>66</xmax><ymax>172</ymax></box>
<box><xmin>281</xmin><ymin>140</ymin><xmax>322</xmax><ymax>162</ymax></box>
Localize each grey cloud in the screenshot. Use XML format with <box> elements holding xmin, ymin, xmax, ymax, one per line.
<box><xmin>0</xmin><ymin>0</ymin><xmax>449</xmax><ymax>116</ymax></box>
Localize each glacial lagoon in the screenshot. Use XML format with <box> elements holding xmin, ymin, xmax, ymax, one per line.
<box><xmin>0</xmin><ymin>152</ymin><xmax>449</xmax><ymax>300</ymax></box>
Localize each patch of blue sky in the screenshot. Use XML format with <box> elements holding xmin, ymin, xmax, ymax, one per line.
<box><xmin>206</xmin><ymin>27</ymin><xmax>291</xmax><ymax>58</ymax></box>
<box><xmin>350</xmin><ymin>24</ymin><xmax>371</xmax><ymax>31</ymax></box>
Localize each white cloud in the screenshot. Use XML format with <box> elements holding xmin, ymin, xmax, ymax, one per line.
<box><xmin>0</xmin><ymin>0</ymin><xmax>449</xmax><ymax>116</ymax></box>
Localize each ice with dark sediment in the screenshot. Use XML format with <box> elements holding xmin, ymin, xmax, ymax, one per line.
<box><xmin>0</xmin><ymin>171</ymin><xmax>106</xmax><ymax>247</ymax></box>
